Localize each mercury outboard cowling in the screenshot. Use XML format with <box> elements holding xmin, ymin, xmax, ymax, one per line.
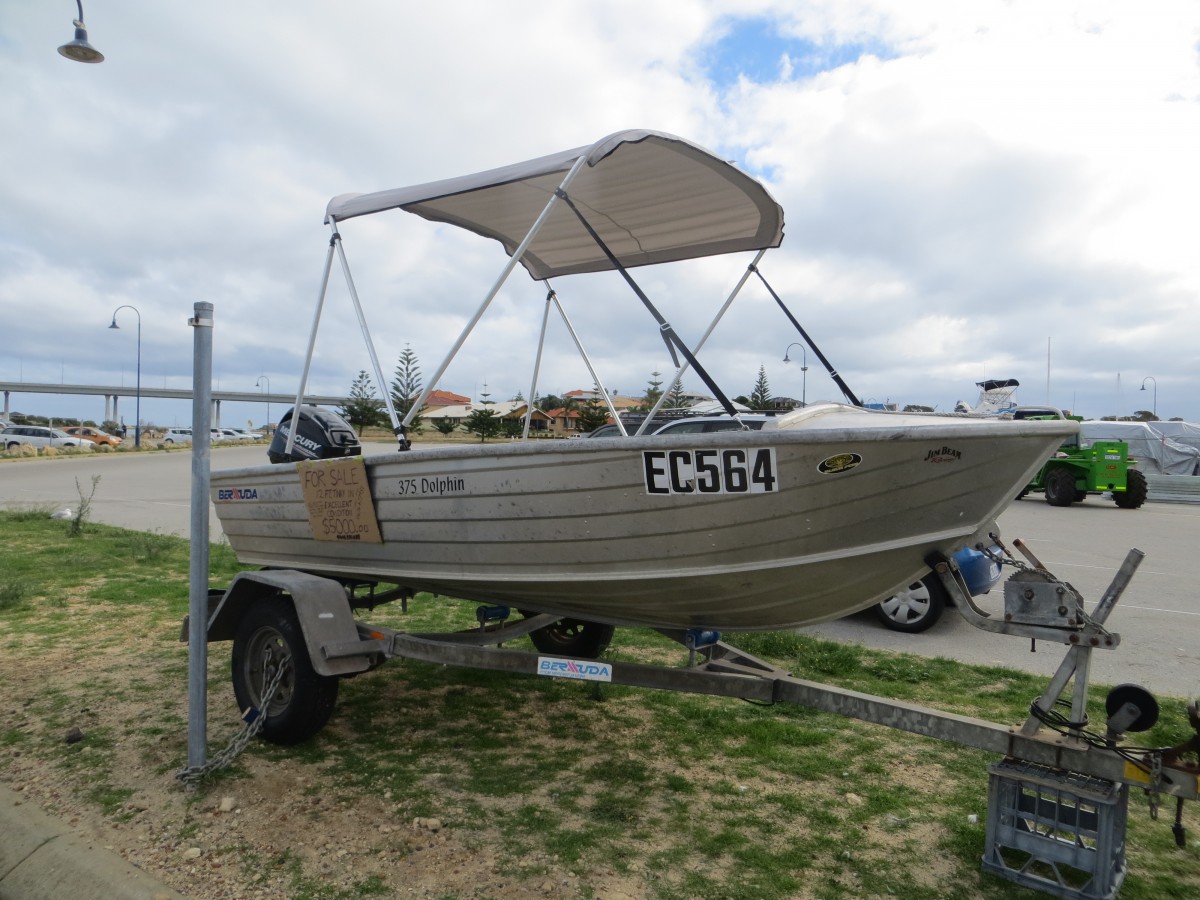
<box><xmin>268</xmin><ymin>405</ymin><xmax>361</xmax><ymax>464</ymax></box>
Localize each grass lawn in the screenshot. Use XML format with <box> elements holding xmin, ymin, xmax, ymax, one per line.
<box><xmin>1</xmin><ymin>508</ymin><xmax>1197</xmax><ymax>899</ymax></box>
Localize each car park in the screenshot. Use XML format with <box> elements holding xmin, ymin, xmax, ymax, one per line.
<box><xmin>63</xmin><ymin>426</ymin><xmax>122</xmax><ymax>446</ymax></box>
<box><xmin>2</xmin><ymin>425</ymin><xmax>95</xmax><ymax>451</ymax></box>
<box><xmin>163</xmin><ymin>427</ymin><xmax>193</xmax><ymax>444</ymax></box>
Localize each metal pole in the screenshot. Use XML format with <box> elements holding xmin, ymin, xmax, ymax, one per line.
<box><xmin>109</xmin><ymin>305</ymin><xmax>142</xmax><ymax>446</ymax></box>
<box><xmin>257</xmin><ymin>375</ymin><xmax>270</xmax><ymax>432</ymax></box>
<box><xmin>187</xmin><ymin>302</ymin><xmax>214</xmax><ymax>771</ymax></box>
<box><xmin>401</xmin><ymin>154</ymin><xmax>590</xmax><ymax>430</ymax></box>
<box><xmin>134</xmin><ymin>314</ymin><xmax>141</xmax><ymax>448</ymax></box>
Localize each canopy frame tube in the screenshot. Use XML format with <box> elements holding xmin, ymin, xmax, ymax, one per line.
<box><xmin>637</xmin><ymin>248</ymin><xmax>768</xmax><ymax>435</ymax></box>
<box><xmin>396</xmin><ymin>155</ymin><xmax>590</xmax><ymax>439</ymax></box>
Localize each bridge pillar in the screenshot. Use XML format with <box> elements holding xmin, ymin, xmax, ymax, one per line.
<box><xmin>3</xmin><ymin>389</ymin><xmax>9</xmax><ymax>420</ymax></box>
<box><xmin>212</xmin><ymin>398</ymin><xmax>221</xmax><ymax>428</ymax></box>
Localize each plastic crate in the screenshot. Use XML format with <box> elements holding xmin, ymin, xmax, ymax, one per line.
<box><xmin>982</xmin><ymin>759</ymin><xmax>1127</xmax><ymax>899</ymax></box>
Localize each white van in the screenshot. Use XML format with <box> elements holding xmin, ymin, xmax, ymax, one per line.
<box><xmin>163</xmin><ymin>427</ymin><xmax>193</xmax><ymax>444</ymax></box>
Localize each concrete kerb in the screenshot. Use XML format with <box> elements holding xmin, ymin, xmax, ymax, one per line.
<box><xmin>0</xmin><ymin>783</ymin><xmax>185</xmax><ymax>900</ymax></box>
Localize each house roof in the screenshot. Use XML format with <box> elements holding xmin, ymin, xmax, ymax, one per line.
<box><xmin>423</xmin><ymin>389</ymin><xmax>472</xmax><ymax>408</ymax></box>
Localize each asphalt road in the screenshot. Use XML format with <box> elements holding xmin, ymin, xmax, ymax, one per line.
<box><xmin>2</xmin><ymin>445</ymin><xmax>1197</xmax><ymax>697</ymax></box>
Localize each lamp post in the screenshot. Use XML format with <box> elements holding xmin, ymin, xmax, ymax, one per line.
<box><xmin>109</xmin><ymin>305</ymin><xmax>141</xmax><ymax>447</ymax></box>
<box><xmin>1140</xmin><ymin>376</ymin><xmax>1157</xmax><ymax>419</ymax></box>
<box><xmin>256</xmin><ymin>375</ymin><xmax>270</xmax><ymax>432</ymax></box>
<box><xmin>783</xmin><ymin>342</ymin><xmax>808</xmax><ymax>407</ymax></box>
<box><xmin>58</xmin><ymin>0</ymin><xmax>104</xmax><ymax>63</ymax></box>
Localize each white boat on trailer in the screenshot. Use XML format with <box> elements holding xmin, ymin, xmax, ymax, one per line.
<box><xmin>210</xmin><ymin>129</ymin><xmax>1077</xmax><ymax>633</ymax></box>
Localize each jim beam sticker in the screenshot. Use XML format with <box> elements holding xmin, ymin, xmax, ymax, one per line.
<box><xmin>817</xmin><ymin>452</ymin><xmax>862</xmax><ymax>475</ymax></box>
<box><xmin>924</xmin><ymin>445</ymin><xmax>962</xmax><ymax>464</ymax></box>
<box><xmin>298</xmin><ymin>456</ymin><xmax>383</xmax><ymax>543</ymax></box>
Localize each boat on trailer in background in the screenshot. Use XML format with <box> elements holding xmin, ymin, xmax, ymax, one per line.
<box><xmin>210</xmin><ymin>128</ymin><xmax>1076</xmax><ymax>635</ymax></box>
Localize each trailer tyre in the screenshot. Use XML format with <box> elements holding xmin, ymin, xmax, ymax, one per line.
<box><xmin>1043</xmin><ymin>467</ymin><xmax>1077</xmax><ymax>507</ymax></box>
<box><xmin>232</xmin><ymin>596</ymin><xmax>338</xmax><ymax>745</ymax></box>
<box><xmin>528</xmin><ymin>617</ymin><xmax>615</xmax><ymax>658</ymax></box>
<box><xmin>1114</xmin><ymin>468</ymin><xmax>1148</xmax><ymax>509</ymax></box>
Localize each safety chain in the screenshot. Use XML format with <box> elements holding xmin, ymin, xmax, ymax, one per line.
<box><xmin>1147</xmin><ymin>752</ymin><xmax>1165</xmax><ymax>820</ymax></box>
<box><xmin>174</xmin><ymin>655</ymin><xmax>291</xmax><ymax>787</ymax></box>
<box><xmin>979</xmin><ymin>538</ymin><xmax>1032</xmax><ymax>575</ymax></box>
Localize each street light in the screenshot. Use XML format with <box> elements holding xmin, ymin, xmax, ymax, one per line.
<box><xmin>109</xmin><ymin>305</ymin><xmax>141</xmax><ymax>447</ymax></box>
<box><xmin>58</xmin><ymin>0</ymin><xmax>104</xmax><ymax>63</ymax></box>
<box><xmin>1140</xmin><ymin>376</ymin><xmax>1157</xmax><ymax>419</ymax></box>
<box><xmin>783</xmin><ymin>342</ymin><xmax>808</xmax><ymax>407</ymax></box>
<box><xmin>256</xmin><ymin>375</ymin><xmax>270</xmax><ymax>432</ymax></box>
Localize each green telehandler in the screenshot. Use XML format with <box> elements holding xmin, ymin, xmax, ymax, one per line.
<box><xmin>1014</xmin><ymin>408</ymin><xmax>1148</xmax><ymax>509</ymax></box>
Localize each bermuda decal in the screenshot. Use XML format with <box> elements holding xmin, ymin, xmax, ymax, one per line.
<box><xmin>817</xmin><ymin>452</ymin><xmax>862</xmax><ymax>475</ymax></box>
<box><xmin>216</xmin><ymin>486</ymin><xmax>259</xmax><ymax>501</ymax></box>
<box><xmin>537</xmin><ymin>657</ymin><xmax>613</xmax><ymax>682</ymax></box>
<box><xmin>643</xmin><ymin>448</ymin><xmax>778</xmax><ymax>495</ymax></box>
<box><xmin>924</xmin><ymin>446</ymin><xmax>962</xmax><ymax>464</ymax></box>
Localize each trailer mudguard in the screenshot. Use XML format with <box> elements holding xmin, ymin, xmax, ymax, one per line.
<box><xmin>207</xmin><ymin>570</ymin><xmax>371</xmax><ymax>676</ymax></box>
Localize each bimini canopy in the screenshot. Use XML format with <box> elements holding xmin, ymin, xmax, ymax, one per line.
<box><xmin>324</xmin><ymin>129</ymin><xmax>785</xmax><ymax>281</ymax></box>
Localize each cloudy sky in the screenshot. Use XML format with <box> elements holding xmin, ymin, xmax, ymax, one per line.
<box><xmin>2</xmin><ymin>1</ymin><xmax>1198</xmax><ymax>430</ymax></box>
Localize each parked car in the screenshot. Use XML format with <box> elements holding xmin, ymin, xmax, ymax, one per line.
<box><xmin>586</xmin><ymin>414</ymin><xmax>777</xmax><ymax>438</ymax></box>
<box><xmin>2</xmin><ymin>425</ymin><xmax>95</xmax><ymax>451</ymax></box>
<box><xmin>163</xmin><ymin>427</ymin><xmax>193</xmax><ymax>444</ymax></box>
<box><xmin>872</xmin><ymin>544</ymin><xmax>1003</xmax><ymax>633</ymax></box>
<box><xmin>651</xmin><ymin>414</ymin><xmax>777</xmax><ymax>435</ymax></box>
<box><xmin>62</xmin><ymin>426</ymin><xmax>123</xmax><ymax>447</ymax></box>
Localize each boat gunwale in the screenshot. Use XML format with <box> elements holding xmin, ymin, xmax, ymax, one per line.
<box><xmin>212</xmin><ymin>417</ymin><xmax>1077</xmax><ymax>481</ymax></box>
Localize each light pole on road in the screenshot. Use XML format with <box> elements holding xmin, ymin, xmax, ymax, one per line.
<box><xmin>1140</xmin><ymin>376</ymin><xmax>1157</xmax><ymax>419</ymax></box>
<box><xmin>783</xmin><ymin>342</ymin><xmax>808</xmax><ymax>407</ymax></box>
<box><xmin>109</xmin><ymin>305</ymin><xmax>141</xmax><ymax>447</ymax></box>
<box><xmin>256</xmin><ymin>375</ymin><xmax>271</xmax><ymax>432</ymax></box>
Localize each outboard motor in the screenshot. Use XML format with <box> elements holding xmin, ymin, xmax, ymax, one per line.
<box><xmin>268</xmin><ymin>405</ymin><xmax>361</xmax><ymax>464</ymax></box>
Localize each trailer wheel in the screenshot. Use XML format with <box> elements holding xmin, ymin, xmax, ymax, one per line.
<box><xmin>1043</xmin><ymin>467</ymin><xmax>1077</xmax><ymax>507</ymax></box>
<box><xmin>873</xmin><ymin>574</ymin><xmax>947</xmax><ymax>633</ymax></box>
<box><xmin>231</xmin><ymin>596</ymin><xmax>338</xmax><ymax>745</ymax></box>
<box><xmin>528</xmin><ymin>617</ymin><xmax>615</xmax><ymax>658</ymax></box>
<box><xmin>1114</xmin><ymin>468</ymin><xmax>1148</xmax><ymax>509</ymax></box>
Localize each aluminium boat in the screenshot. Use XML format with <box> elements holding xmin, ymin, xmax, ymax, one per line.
<box><xmin>210</xmin><ymin>129</ymin><xmax>1076</xmax><ymax>631</ymax></box>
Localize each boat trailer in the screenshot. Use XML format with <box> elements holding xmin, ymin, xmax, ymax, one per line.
<box><xmin>184</xmin><ymin>541</ymin><xmax>1199</xmax><ymax>899</ymax></box>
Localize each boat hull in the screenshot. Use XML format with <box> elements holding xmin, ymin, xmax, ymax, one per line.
<box><xmin>211</xmin><ymin>415</ymin><xmax>1074</xmax><ymax>631</ymax></box>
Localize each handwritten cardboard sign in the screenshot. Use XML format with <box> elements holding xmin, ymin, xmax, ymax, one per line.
<box><xmin>297</xmin><ymin>456</ymin><xmax>383</xmax><ymax>543</ymax></box>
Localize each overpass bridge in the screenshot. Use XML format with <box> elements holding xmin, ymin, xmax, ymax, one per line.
<box><xmin>0</xmin><ymin>381</ymin><xmax>350</xmax><ymax>429</ymax></box>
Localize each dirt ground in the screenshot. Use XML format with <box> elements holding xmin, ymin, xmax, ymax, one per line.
<box><xmin>2</xmin><ymin>634</ymin><xmax>642</xmax><ymax>899</ymax></box>
<box><xmin>0</xmin><ymin>595</ymin><xmax>967</xmax><ymax>900</ymax></box>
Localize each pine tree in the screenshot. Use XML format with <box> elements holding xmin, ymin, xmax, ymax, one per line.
<box><xmin>464</xmin><ymin>407</ymin><xmax>501</xmax><ymax>441</ymax></box>
<box><xmin>666</xmin><ymin>379</ymin><xmax>688</xmax><ymax>409</ymax></box>
<box><xmin>390</xmin><ymin>344</ymin><xmax>424</xmax><ymax>433</ymax></box>
<box><xmin>341</xmin><ymin>370</ymin><xmax>385</xmax><ymax>430</ymax></box>
<box><xmin>749</xmin><ymin>366</ymin><xmax>772</xmax><ymax>410</ymax></box>
<box><xmin>576</xmin><ymin>392</ymin><xmax>611</xmax><ymax>433</ymax></box>
<box><xmin>641</xmin><ymin>371</ymin><xmax>664</xmax><ymax>411</ymax></box>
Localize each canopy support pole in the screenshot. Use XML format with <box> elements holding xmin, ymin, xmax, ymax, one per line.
<box><xmin>637</xmin><ymin>248</ymin><xmax>768</xmax><ymax>434</ymax></box>
<box><xmin>331</xmin><ymin>232</ymin><xmax>404</xmax><ymax>447</ymax></box>
<box><xmin>750</xmin><ymin>266</ymin><xmax>862</xmax><ymax>407</ymax></box>
<box><xmin>285</xmin><ymin>233</ymin><xmax>338</xmax><ymax>458</ymax></box>
<box><xmin>547</xmin><ymin>291</ymin><xmax>625</xmax><ymax>435</ymax></box>
<box><xmin>402</xmin><ymin>155</ymin><xmax>591</xmax><ymax>430</ymax></box>
<box><xmin>554</xmin><ymin>188</ymin><xmax>739</xmax><ymax>419</ymax></box>
<box><xmin>522</xmin><ymin>289</ymin><xmax>556</xmax><ymax>440</ymax></box>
